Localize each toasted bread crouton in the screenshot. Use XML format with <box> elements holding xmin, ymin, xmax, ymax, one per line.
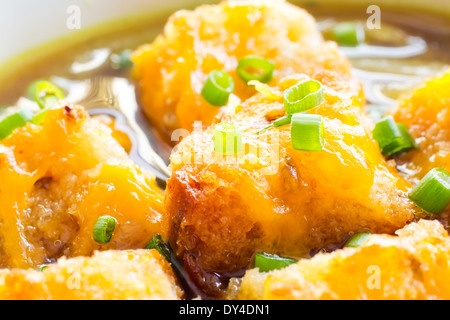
<box><xmin>0</xmin><ymin>105</ymin><xmax>165</xmax><ymax>268</ymax></box>
<box><xmin>0</xmin><ymin>249</ymin><xmax>182</xmax><ymax>300</ymax></box>
<box><xmin>231</xmin><ymin>220</ymin><xmax>450</xmax><ymax>300</ymax></box>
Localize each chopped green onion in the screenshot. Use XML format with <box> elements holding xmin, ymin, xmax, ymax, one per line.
<box><xmin>31</xmin><ymin>110</ymin><xmax>49</xmax><ymax>126</ymax></box>
<box><xmin>256</xmin><ymin>115</ymin><xmax>293</xmax><ymax>135</ymax></box>
<box><xmin>201</xmin><ymin>70</ymin><xmax>234</xmax><ymax>107</ymax></box>
<box><xmin>0</xmin><ymin>107</ymin><xmax>34</xmax><ymax>141</ymax></box>
<box><xmin>373</xmin><ymin>116</ymin><xmax>417</xmax><ymax>157</ymax></box>
<box><xmin>397</xmin><ymin>123</ymin><xmax>418</xmax><ymax>151</ymax></box>
<box><xmin>248</xmin><ymin>80</ymin><xmax>282</xmax><ymax>100</ymax></box>
<box><xmin>344</xmin><ymin>233</ymin><xmax>371</xmax><ymax>248</ymax></box>
<box><xmin>409</xmin><ymin>168</ymin><xmax>450</xmax><ymax>215</ymax></box>
<box><xmin>145</xmin><ymin>234</ymin><xmax>171</xmax><ymax>262</ymax></box>
<box><xmin>93</xmin><ymin>215</ymin><xmax>117</xmax><ymax>244</ymax></box>
<box><xmin>111</xmin><ymin>49</ymin><xmax>134</xmax><ymax>70</ymax></box>
<box><xmin>214</xmin><ymin>122</ymin><xmax>242</xmax><ymax>155</ymax></box>
<box><xmin>273</xmin><ymin>115</ymin><xmax>293</xmax><ymax>127</ymax></box>
<box><xmin>33</xmin><ymin>81</ymin><xmax>65</xmax><ymax>110</ymax></box>
<box><xmin>284</xmin><ymin>80</ymin><xmax>324</xmax><ymax>114</ymax></box>
<box><xmin>237</xmin><ymin>55</ymin><xmax>274</xmax><ymax>84</ymax></box>
<box><xmin>255</xmin><ymin>253</ymin><xmax>296</xmax><ymax>272</ymax></box>
<box><xmin>332</xmin><ymin>22</ymin><xmax>365</xmax><ymax>46</ymax></box>
<box><xmin>29</xmin><ymin>80</ymin><xmax>65</xmax><ymax>125</ymax></box>
<box><xmin>373</xmin><ymin>116</ymin><xmax>400</xmax><ymax>150</ymax></box>
<box><xmin>26</xmin><ymin>79</ymin><xmax>44</xmax><ymax>100</ymax></box>
<box><xmin>291</xmin><ymin>113</ymin><xmax>324</xmax><ymax>152</ymax></box>
<box><xmin>38</xmin><ymin>265</ymin><xmax>48</xmax><ymax>272</ymax></box>
<box><xmin>146</xmin><ymin>234</ymin><xmax>199</xmax><ymax>299</ymax></box>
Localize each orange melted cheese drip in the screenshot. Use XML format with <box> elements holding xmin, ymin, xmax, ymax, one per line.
<box><xmin>0</xmin><ymin>104</ymin><xmax>166</xmax><ymax>268</ymax></box>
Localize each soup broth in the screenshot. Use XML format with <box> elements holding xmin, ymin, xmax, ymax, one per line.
<box><xmin>0</xmin><ymin>1</ymin><xmax>449</xmax><ymax>167</ymax></box>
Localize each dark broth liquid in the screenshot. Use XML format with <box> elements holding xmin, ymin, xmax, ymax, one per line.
<box><xmin>0</xmin><ymin>2</ymin><xmax>449</xmax><ymax>118</ymax></box>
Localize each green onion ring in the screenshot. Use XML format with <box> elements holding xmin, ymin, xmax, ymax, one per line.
<box><xmin>373</xmin><ymin>116</ymin><xmax>417</xmax><ymax>157</ymax></box>
<box><xmin>409</xmin><ymin>168</ymin><xmax>450</xmax><ymax>215</ymax></box>
<box><xmin>237</xmin><ymin>55</ymin><xmax>274</xmax><ymax>84</ymax></box>
<box><xmin>33</xmin><ymin>80</ymin><xmax>65</xmax><ymax>110</ymax></box>
<box><xmin>214</xmin><ymin>122</ymin><xmax>242</xmax><ymax>155</ymax></box>
<box><xmin>93</xmin><ymin>215</ymin><xmax>117</xmax><ymax>244</ymax></box>
<box><xmin>29</xmin><ymin>80</ymin><xmax>65</xmax><ymax>125</ymax></box>
<box><xmin>290</xmin><ymin>113</ymin><xmax>324</xmax><ymax>152</ymax></box>
<box><xmin>284</xmin><ymin>80</ymin><xmax>324</xmax><ymax>114</ymax></box>
<box><xmin>201</xmin><ymin>70</ymin><xmax>234</xmax><ymax>107</ymax></box>
<box><xmin>332</xmin><ymin>22</ymin><xmax>365</xmax><ymax>47</ymax></box>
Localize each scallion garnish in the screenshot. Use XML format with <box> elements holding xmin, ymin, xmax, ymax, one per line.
<box><xmin>93</xmin><ymin>215</ymin><xmax>117</xmax><ymax>244</ymax></box>
<box><xmin>284</xmin><ymin>80</ymin><xmax>324</xmax><ymax>114</ymax></box>
<box><xmin>146</xmin><ymin>234</ymin><xmax>199</xmax><ymax>299</ymax></box>
<box><xmin>111</xmin><ymin>49</ymin><xmax>134</xmax><ymax>70</ymax></box>
<box><xmin>26</xmin><ymin>80</ymin><xmax>44</xmax><ymax>101</ymax></box>
<box><xmin>0</xmin><ymin>107</ymin><xmax>34</xmax><ymax>141</ymax></box>
<box><xmin>201</xmin><ymin>70</ymin><xmax>234</xmax><ymax>107</ymax></box>
<box><xmin>237</xmin><ymin>55</ymin><xmax>274</xmax><ymax>84</ymax></box>
<box><xmin>38</xmin><ymin>265</ymin><xmax>48</xmax><ymax>272</ymax></box>
<box><xmin>332</xmin><ymin>22</ymin><xmax>365</xmax><ymax>46</ymax></box>
<box><xmin>373</xmin><ymin>116</ymin><xmax>417</xmax><ymax>157</ymax></box>
<box><xmin>291</xmin><ymin>113</ymin><xmax>324</xmax><ymax>152</ymax></box>
<box><xmin>33</xmin><ymin>81</ymin><xmax>65</xmax><ymax>110</ymax></box>
<box><xmin>255</xmin><ymin>253</ymin><xmax>296</xmax><ymax>272</ymax></box>
<box><xmin>145</xmin><ymin>234</ymin><xmax>172</xmax><ymax>262</ymax></box>
<box><xmin>409</xmin><ymin>168</ymin><xmax>450</xmax><ymax>215</ymax></box>
<box><xmin>397</xmin><ymin>123</ymin><xmax>418</xmax><ymax>151</ymax></box>
<box><xmin>273</xmin><ymin>115</ymin><xmax>293</xmax><ymax>127</ymax></box>
<box><xmin>214</xmin><ymin>122</ymin><xmax>242</xmax><ymax>155</ymax></box>
<box><xmin>32</xmin><ymin>110</ymin><xmax>49</xmax><ymax>126</ymax></box>
<box><xmin>257</xmin><ymin>115</ymin><xmax>293</xmax><ymax>135</ymax></box>
<box><xmin>248</xmin><ymin>80</ymin><xmax>282</xmax><ymax>100</ymax></box>
<box><xmin>344</xmin><ymin>233</ymin><xmax>371</xmax><ymax>248</ymax></box>
<box><xmin>29</xmin><ymin>80</ymin><xmax>65</xmax><ymax>125</ymax></box>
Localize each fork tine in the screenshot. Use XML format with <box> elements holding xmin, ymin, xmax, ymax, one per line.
<box><xmin>80</xmin><ymin>76</ymin><xmax>171</xmax><ymax>183</ymax></box>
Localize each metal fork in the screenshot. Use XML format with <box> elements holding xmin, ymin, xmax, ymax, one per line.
<box><xmin>77</xmin><ymin>76</ymin><xmax>171</xmax><ymax>183</ymax></box>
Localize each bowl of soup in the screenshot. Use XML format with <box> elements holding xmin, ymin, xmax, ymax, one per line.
<box><xmin>0</xmin><ymin>0</ymin><xmax>449</xmax><ymax>302</ymax></box>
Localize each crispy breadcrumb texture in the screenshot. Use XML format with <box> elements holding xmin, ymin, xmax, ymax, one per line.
<box><xmin>166</xmin><ymin>73</ymin><xmax>415</xmax><ymax>298</ymax></box>
<box><xmin>0</xmin><ymin>104</ymin><xmax>166</xmax><ymax>269</ymax></box>
<box><xmin>391</xmin><ymin>69</ymin><xmax>450</xmax><ymax>226</ymax></box>
<box><xmin>231</xmin><ymin>220</ymin><xmax>450</xmax><ymax>300</ymax></box>
<box><xmin>132</xmin><ymin>0</ymin><xmax>354</xmax><ymax>141</ymax></box>
<box><xmin>392</xmin><ymin>69</ymin><xmax>450</xmax><ymax>183</ymax></box>
<box><xmin>0</xmin><ymin>249</ymin><xmax>183</xmax><ymax>300</ymax></box>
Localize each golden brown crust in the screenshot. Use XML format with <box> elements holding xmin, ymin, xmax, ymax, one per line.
<box><xmin>0</xmin><ymin>249</ymin><xmax>183</xmax><ymax>300</ymax></box>
<box><xmin>166</xmin><ymin>73</ymin><xmax>415</xmax><ymax>298</ymax></box>
<box><xmin>391</xmin><ymin>69</ymin><xmax>450</xmax><ymax>182</ymax></box>
<box><xmin>132</xmin><ymin>0</ymin><xmax>354</xmax><ymax>141</ymax></box>
<box><xmin>391</xmin><ymin>69</ymin><xmax>450</xmax><ymax>226</ymax></box>
<box><xmin>0</xmin><ymin>104</ymin><xmax>166</xmax><ymax>268</ymax></box>
<box><xmin>232</xmin><ymin>220</ymin><xmax>450</xmax><ymax>300</ymax></box>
